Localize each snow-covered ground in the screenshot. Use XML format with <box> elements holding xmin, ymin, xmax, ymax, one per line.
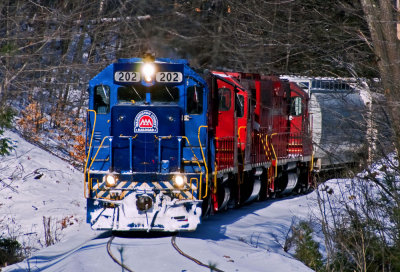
<box><xmin>1</xmin><ymin>130</ymin><xmax>320</xmax><ymax>271</ymax></box>
<box><xmin>0</xmin><ymin>131</ymin><xmax>84</xmax><ymax>252</ymax></box>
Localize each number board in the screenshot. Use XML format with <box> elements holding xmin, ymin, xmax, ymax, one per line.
<box><xmin>156</xmin><ymin>72</ymin><xmax>182</xmax><ymax>83</ymax></box>
<box><xmin>113</xmin><ymin>62</ymin><xmax>184</xmax><ymax>85</ymax></box>
<box><xmin>114</xmin><ymin>71</ymin><xmax>140</xmax><ymax>82</ymax></box>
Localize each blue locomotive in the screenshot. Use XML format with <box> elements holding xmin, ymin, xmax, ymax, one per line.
<box><xmin>85</xmin><ymin>55</ymin><xmax>211</xmax><ymax>231</ymax></box>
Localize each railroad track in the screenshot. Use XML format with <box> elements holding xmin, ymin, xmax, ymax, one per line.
<box><xmin>106</xmin><ymin>234</ymin><xmax>224</xmax><ymax>272</ymax></box>
<box><xmin>107</xmin><ymin>235</ymin><xmax>135</xmax><ymax>272</ymax></box>
<box><xmin>171</xmin><ymin>234</ymin><xmax>224</xmax><ymax>272</ymax></box>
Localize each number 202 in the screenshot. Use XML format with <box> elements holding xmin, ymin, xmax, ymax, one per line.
<box><xmin>160</xmin><ymin>72</ymin><xmax>179</xmax><ymax>82</ymax></box>
<box><xmin>118</xmin><ymin>72</ymin><xmax>136</xmax><ymax>82</ymax></box>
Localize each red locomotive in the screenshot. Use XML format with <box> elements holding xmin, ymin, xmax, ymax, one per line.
<box><xmin>209</xmin><ymin>72</ymin><xmax>313</xmax><ymax>213</ymax></box>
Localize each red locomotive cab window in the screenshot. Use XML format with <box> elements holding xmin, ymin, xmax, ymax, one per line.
<box><xmin>218</xmin><ymin>88</ymin><xmax>231</xmax><ymax>111</ymax></box>
<box><xmin>236</xmin><ymin>94</ymin><xmax>244</xmax><ymax>118</ymax></box>
<box><xmin>251</xmin><ymin>88</ymin><xmax>257</xmax><ymax>109</ymax></box>
<box><xmin>290</xmin><ymin>96</ymin><xmax>303</xmax><ymax>116</ymax></box>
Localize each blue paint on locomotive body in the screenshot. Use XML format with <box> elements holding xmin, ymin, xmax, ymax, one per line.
<box><xmin>111</xmin><ymin>105</ymin><xmax>183</xmax><ymax>173</ymax></box>
<box><xmin>85</xmin><ymin>58</ymin><xmax>210</xmax><ymax>231</ymax></box>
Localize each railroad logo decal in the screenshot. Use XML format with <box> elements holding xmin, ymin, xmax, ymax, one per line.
<box><xmin>134</xmin><ymin>110</ymin><xmax>158</xmax><ymax>133</ymax></box>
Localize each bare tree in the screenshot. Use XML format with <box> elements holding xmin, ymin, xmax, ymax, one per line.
<box><xmin>360</xmin><ymin>0</ymin><xmax>400</xmax><ymax>162</ymax></box>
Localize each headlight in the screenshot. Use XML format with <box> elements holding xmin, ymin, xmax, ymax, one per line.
<box><xmin>142</xmin><ymin>63</ymin><xmax>155</xmax><ymax>83</ymax></box>
<box><xmin>174</xmin><ymin>174</ymin><xmax>187</xmax><ymax>188</ymax></box>
<box><xmin>105</xmin><ymin>174</ymin><xmax>117</xmax><ymax>187</ymax></box>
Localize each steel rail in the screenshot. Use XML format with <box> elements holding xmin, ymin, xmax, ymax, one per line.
<box><xmin>171</xmin><ymin>235</ymin><xmax>224</xmax><ymax>272</ymax></box>
<box><xmin>107</xmin><ymin>235</ymin><xmax>135</xmax><ymax>272</ymax></box>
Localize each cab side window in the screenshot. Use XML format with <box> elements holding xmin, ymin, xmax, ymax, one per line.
<box><xmin>218</xmin><ymin>88</ymin><xmax>231</xmax><ymax>111</ymax></box>
<box><xmin>290</xmin><ymin>97</ymin><xmax>302</xmax><ymax>116</ymax></box>
<box><xmin>94</xmin><ymin>85</ymin><xmax>110</xmax><ymax>114</ymax></box>
<box><xmin>251</xmin><ymin>88</ymin><xmax>256</xmax><ymax>109</ymax></box>
<box><xmin>187</xmin><ymin>85</ymin><xmax>203</xmax><ymax>114</ymax></box>
<box><xmin>236</xmin><ymin>94</ymin><xmax>244</xmax><ymax>118</ymax></box>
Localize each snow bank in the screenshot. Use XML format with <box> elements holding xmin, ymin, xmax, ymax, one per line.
<box><xmin>0</xmin><ymin>130</ymin><xmax>85</xmax><ymax>252</ymax></box>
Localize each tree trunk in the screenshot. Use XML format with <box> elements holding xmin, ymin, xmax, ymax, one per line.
<box><xmin>360</xmin><ymin>0</ymin><xmax>400</xmax><ymax>162</ymax></box>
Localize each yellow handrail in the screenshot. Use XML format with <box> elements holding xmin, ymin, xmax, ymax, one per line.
<box><xmin>180</xmin><ymin>136</ymin><xmax>201</xmax><ymax>161</ymax></box>
<box><xmin>119</xmin><ymin>134</ymin><xmax>138</xmax><ymax>139</ymax></box>
<box><xmin>269</xmin><ymin>133</ymin><xmax>278</xmax><ymax>178</ymax></box>
<box><xmin>90</xmin><ymin>178</ymin><xmax>98</xmax><ymax>198</ymax></box>
<box><xmin>181</xmin><ymin>136</ymin><xmax>203</xmax><ymax>199</ymax></box>
<box><xmin>84</xmin><ymin>110</ymin><xmax>97</xmax><ymax>198</ymax></box>
<box><xmin>86</xmin><ymin>136</ymin><xmax>111</xmax><ymax>193</ymax></box>
<box><xmin>154</xmin><ymin>135</ymin><xmax>172</xmax><ymax>140</ymax></box>
<box><xmin>259</xmin><ymin>133</ymin><xmax>270</xmax><ymax>160</ymax></box>
<box><xmin>238</xmin><ymin>126</ymin><xmax>247</xmax><ymax>185</ymax></box>
<box><xmin>238</xmin><ymin>126</ymin><xmax>246</xmax><ymax>149</ymax></box>
<box><xmin>310</xmin><ymin>151</ymin><xmax>314</xmax><ymax>172</ymax></box>
<box><xmin>213</xmin><ymin>162</ymin><xmax>218</xmax><ymax>194</ymax></box>
<box><xmin>198</xmin><ymin>126</ymin><xmax>208</xmax><ymax>199</ymax></box>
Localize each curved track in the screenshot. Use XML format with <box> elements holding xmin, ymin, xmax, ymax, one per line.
<box><xmin>106</xmin><ymin>233</ymin><xmax>225</xmax><ymax>272</ymax></box>
<box><xmin>107</xmin><ymin>235</ymin><xmax>135</xmax><ymax>272</ymax></box>
<box><xmin>171</xmin><ymin>234</ymin><xmax>224</xmax><ymax>272</ymax></box>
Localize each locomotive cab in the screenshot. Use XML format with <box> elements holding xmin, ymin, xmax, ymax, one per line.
<box><xmin>287</xmin><ymin>82</ymin><xmax>311</xmax><ymax>157</ymax></box>
<box><xmin>85</xmin><ymin>58</ymin><xmax>209</xmax><ymax>231</ymax></box>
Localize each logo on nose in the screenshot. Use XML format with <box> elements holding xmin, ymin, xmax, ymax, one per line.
<box><xmin>134</xmin><ymin>110</ymin><xmax>158</xmax><ymax>133</ymax></box>
<box><xmin>139</xmin><ymin>116</ymin><xmax>153</xmax><ymax>127</ymax></box>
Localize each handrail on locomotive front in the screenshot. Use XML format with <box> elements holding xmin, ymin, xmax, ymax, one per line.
<box><xmin>198</xmin><ymin>125</ymin><xmax>209</xmax><ymax>199</ymax></box>
<box><xmin>86</xmin><ymin>135</ymin><xmax>112</xmax><ymax>195</ymax></box>
<box><xmin>84</xmin><ymin>109</ymin><xmax>97</xmax><ymax>198</ymax></box>
<box><xmin>181</xmin><ymin>136</ymin><xmax>204</xmax><ymax>199</ymax></box>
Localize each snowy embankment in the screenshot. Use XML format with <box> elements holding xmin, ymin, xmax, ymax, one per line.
<box><xmin>0</xmin><ymin>131</ymin><xmax>85</xmax><ymax>252</ymax></box>
<box><xmin>1</xmin><ymin>130</ymin><xmax>319</xmax><ymax>272</ymax></box>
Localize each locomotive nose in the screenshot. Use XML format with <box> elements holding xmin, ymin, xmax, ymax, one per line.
<box><xmin>110</xmin><ymin>105</ymin><xmax>183</xmax><ymax>172</ymax></box>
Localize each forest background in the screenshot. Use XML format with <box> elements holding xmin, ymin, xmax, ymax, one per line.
<box><xmin>0</xmin><ymin>0</ymin><xmax>385</xmax><ymax>166</ymax></box>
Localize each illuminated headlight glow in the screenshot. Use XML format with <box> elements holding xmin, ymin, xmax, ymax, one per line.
<box><xmin>174</xmin><ymin>174</ymin><xmax>187</xmax><ymax>188</ymax></box>
<box><xmin>105</xmin><ymin>174</ymin><xmax>118</xmax><ymax>187</ymax></box>
<box><xmin>142</xmin><ymin>63</ymin><xmax>155</xmax><ymax>82</ymax></box>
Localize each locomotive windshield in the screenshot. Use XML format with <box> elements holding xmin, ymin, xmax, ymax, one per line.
<box><xmin>151</xmin><ymin>86</ymin><xmax>179</xmax><ymax>102</ymax></box>
<box><xmin>117</xmin><ymin>85</ymin><xmax>180</xmax><ymax>103</ymax></box>
<box><xmin>118</xmin><ymin>86</ymin><xmax>146</xmax><ymax>102</ymax></box>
